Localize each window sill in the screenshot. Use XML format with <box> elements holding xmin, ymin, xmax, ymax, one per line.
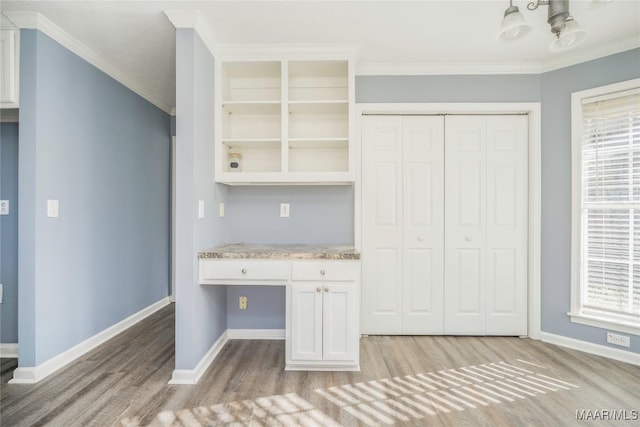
<box><xmin>568</xmin><ymin>311</ymin><xmax>640</xmax><ymax>336</ymax></box>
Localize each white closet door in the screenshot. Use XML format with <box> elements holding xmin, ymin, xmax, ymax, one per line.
<box><xmin>444</xmin><ymin>116</ymin><xmax>488</xmax><ymax>335</ymax></box>
<box><xmin>444</xmin><ymin>115</ymin><xmax>528</xmax><ymax>335</ymax></box>
<box><xmin>485</xmin><ymin>116</ymin><xmax>528</xmax><ymax>335</ymax></box>
<box><xmin>402</xmin><ymin>116</ymin><xmax>445</xmax><ymax>334</ymax></box>
<box><xmin>362</xmin><ymin>116</ymin><xmax>404</xmax><ymax>334</ymax></box>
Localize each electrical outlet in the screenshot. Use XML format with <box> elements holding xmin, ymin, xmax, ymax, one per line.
<box><xmin>280</xmin><ymin>203</ymin><xmax>290</xmax><ymax>218</ymax></box>
<box><xmin>606</xmin><ymin>332</ymin><xmax>630</xmax><ymax>347</ymax></box>
<box><xmin>219</xmin><ymin>202</ymin><xmax>225</xmax><ymax>217</ymax></box>
<box><xmin>198</xmin><ymin>200</ymin><xmax>205</xmax><ymax>219</ymax></box>
<box><xmin>239</xmin><ymin>296</ymin><xmax>248</xmax><ymax>310</ymax></box>
<box><xmin>0</xmin><ymin>200</ymin><xmax>9</xmax><ymax>215</ymax></box>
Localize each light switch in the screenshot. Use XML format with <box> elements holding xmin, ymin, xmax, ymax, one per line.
<box><xmin>219</xmin><ymin>202</ymin><xmax>225</xmax><ymax>217</ymax></box>
<box><xmin>0</xmin><ymin>200</ymin><xmax>8</xmax><ymax>215</ymax></box>
<box><xmin>47</xmin><ymin>200</ymin><xmax>59</xmax><ymax>218</ymax></box>
<box><xmin>0</xmin><ymin>284</ymin><xmax>3</xmax><ymax>304</ymax></box>
<box><xmin>280</xmin><ymin>203</ymin><xmax>290</xmax><ymax>218</ymax></box>
<box><xmin>198</xmin><ymin>200</ymin><xmax>205</xmax><ymax>219</ymax></box>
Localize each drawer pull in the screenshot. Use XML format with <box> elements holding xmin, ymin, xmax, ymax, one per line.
<box><xmin>320</xmin><ymin>269</ymin><xmax>326</xmax><ymax>276</ymax></box>
<box><xmin>316</xmin><ymin>287</ymin><xmax>321</xmax><ymax>293</ymax></box>
<box><xmin>324</xmin><ymin>287</ymin><xmax>329</xmax><ymax>292</ymax></box>
<box><xmin>241</xmin><ymin>268</ymin><xmax>247</xmax><ymax>275</ymax></box>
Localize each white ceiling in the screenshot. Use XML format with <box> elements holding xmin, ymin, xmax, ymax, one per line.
<box><xmin>2</xmin><ymin>0</ymin><xmax>639</xmax><ymax>113</ymax></box>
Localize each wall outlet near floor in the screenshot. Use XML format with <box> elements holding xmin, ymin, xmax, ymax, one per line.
<box><xmin>0</xmin><ymin>200</ymin><xmax>9</xmax><ymax>215</ymax></box>
<box><xmin>606</xmin><ymin>331</ymin><xmax>630</xmax><ymax>347</ymax></box>
<box><xmin>280</xmin><ymin>203</ymin><xmax>290</xmax><ymax>218</ymax></box>
<box><xmin>239</xmin><ymin>296</ymin><xmax>248</xmax><ymax>310</ymax></box>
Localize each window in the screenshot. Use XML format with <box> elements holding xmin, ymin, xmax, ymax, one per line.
<box><xmin>571</xmin><ymin>79</ymin><xmax>640</xmax><ymax>335</ymax></box>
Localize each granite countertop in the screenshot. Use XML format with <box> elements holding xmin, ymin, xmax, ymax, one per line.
<box><xmin>198</xmin><ymin>243</ymin><xmax>360</xmax><ymax>260</ymax></box>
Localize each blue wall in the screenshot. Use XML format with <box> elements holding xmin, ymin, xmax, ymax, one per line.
<box><xmin>18</xmin><ymin>30</ymin><xmax>171</xmax><ymax>366</ymax></box>
<box><xmin>174</xmin><ymin>29</ymin><xmax>228</xmax><ymax>370</ymax></box>
<box><xmin>1</xmin><ymin>122</ymin><xmax>19</xmax><ymax>344</ymax></box>
<box><xmin>540</xmin><ymin>48</ymin><xmax>640</xmax><ymax>353</ymax></box>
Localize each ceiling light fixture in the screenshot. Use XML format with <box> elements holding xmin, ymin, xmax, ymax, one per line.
<box><xmin>498</xmin><ymin>0</ymin><xmax>589</xmax><ymax>51</ymax></box>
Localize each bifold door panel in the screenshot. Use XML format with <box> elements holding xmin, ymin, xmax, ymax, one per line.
<box><xmin>362</xmin><ymin>114</ymin><xmax>528</xmax><ymax>336</ymax></box>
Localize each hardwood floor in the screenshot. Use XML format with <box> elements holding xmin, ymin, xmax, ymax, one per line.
<box><xmin>1</xmin><ymin>304</ymin><xmax>638</xmax><ymax>426</ymax></box>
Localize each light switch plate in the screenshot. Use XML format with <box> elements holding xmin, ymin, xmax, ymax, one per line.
<box><xmin>219</xmin><ymin>202</ymin><xmax>225</xmax><ymax>217</ymax></box>
<box><xmin>280</xmin><ymin>203</ymin><xmax>290</xmax><ymax>218</ymax></box>
<box><xmin>0</xmin><ymin>200</ymin><xmax>8</xmax><ymax>215</ymax></box>
<box><xmin>47</xmin><ymin>200</ymin><xmax>59</xmax><ymax>218</ymax></box>
<box><xmin>198</xmin><ymin>200</ymin><xmax>205</xmax><ymax>219</ymax></box>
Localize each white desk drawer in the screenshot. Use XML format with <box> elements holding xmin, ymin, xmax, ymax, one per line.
<box><xmin>201</xmin><ymin>260</ymin><xmax>288</xmax><ymax>281</ymax></box>
<box><xmin>291</xmin><ymin>261</ymin><xmax>357</xmax><ymax>282</ymax></box>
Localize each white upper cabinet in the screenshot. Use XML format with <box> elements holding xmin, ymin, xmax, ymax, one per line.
<box><xmin>0</xmin><ymin>30</ymin><xmax>19</xmax><ymax>108</ymax></box>
<box><xmin>215</xmin><ymin>54</ymin><xmax>354</xmax><ymax>185</ymax></box>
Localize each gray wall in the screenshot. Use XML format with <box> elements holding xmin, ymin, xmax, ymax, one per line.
<box><xmin>225</xmin><ymin>186</ymin><xmax>353</xmax><ymax>329</ymax></box>
<box><xmin>540</xmin><ymin>48</ymin><xmax>640</xmax><ymax>353</ymax></box>
<box><xmin>174</xmin><ymin>29</ymin><xmax>228</xmax><ymax>370</ymax></box>
<box><xmin>18</xmin><ymin>30</ymin><xmax>171</xmax><ymax>366</ymax></box>
<box><xmin>1</xmin><ymin>122</ymin><xmax>19</xmax><ymax>344</ymax></box>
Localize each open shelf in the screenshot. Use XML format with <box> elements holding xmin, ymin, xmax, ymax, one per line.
<box><xmin>216</xmin><ymin>57</ymin><xmax>353</xmax><ymax>184</ymax></box>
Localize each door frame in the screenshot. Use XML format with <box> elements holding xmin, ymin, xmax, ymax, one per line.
<box><xmin>354</xmin><ymin>103</ymin><xmax>542</xmax><ymax>340</ymax></box>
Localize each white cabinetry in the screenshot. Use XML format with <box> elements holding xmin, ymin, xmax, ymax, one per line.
<box><xmin>287</xmin><ymin>261</ymin><xmax>359</xmax><ymax>370</ymax></box>
<box><xmin>215</xmin><ymin>56</ymin><xmax>354</xmax><ymax>185</ymax></box>
<box><xmin>0</xmin><ymin>30</ymin><xmax>19</xmax><ymax>108</ymax></box>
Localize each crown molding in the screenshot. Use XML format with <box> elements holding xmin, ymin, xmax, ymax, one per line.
<box><xmin>540</xmin><ymin>34</ymin><xmax>640</xmax><ymax>73</ymax></box>
<box><xmin>164</xmin><ymin>10</ymin><xmax>218</xmax><ymax>57</ymax></box>
<box><xmin>3</xmin><ymin>11</ymin><xmax>172</xmax><ymax>114</ymax></box>
<box><xmin>356</xmin><ymin>61</ymin><xmax>542</xmax><ymax>76</ymax></box>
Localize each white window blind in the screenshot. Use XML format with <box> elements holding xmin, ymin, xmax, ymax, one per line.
<box><xmin>580</xmin><ymin>87</ymin><xmax>640</xmax><ymax>320</ymax></box>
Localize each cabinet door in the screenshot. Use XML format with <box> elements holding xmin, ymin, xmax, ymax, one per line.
<box><xmin>402</xmin><ymin>116</ymin><xmax>445</xmax><ymax>334</ymax></box>
<box><xmin>322</xmin><ymin>283</ymin><xmax>357</xmax><ymax>362</ymax></box>
<box><xmin>290</xmin><ymin>283</ymin><xmax>323</xmax><ymax>361</ymax></box>
<box><xmin>362</xmin><ymin>116</ymin><xmax>404</xmax><ymax>334</ymax></box>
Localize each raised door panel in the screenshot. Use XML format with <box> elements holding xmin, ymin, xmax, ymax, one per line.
<box><xmin>402</xmin><ymin>116</ymin><xmax>445</xmax><ymax>334</ymax></box>
<box><xmin>322</xmin><ymin>283</ymin><xmax>357</xmax><ymax>362</ymax></box>
<box><xmin>362</xmin><ymin>116</ymin><xmax>403</xmax><ymax>334</ymax></box>
<box><xmin>290</xmin><ymin>284</ymin><xmax>323</xmax><ymax>361</ymax></box>
<box><xmin>444</xmin><ymin>116</ymin><xmax>487</xmax><ymax>335</ymax></box>
<box><xmin>485</xmin><ymin>115</ymin><xmax>528</xmax><ymax>335</ymax></box>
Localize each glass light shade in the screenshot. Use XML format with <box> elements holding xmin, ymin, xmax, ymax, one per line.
<box><xmin>498</xmin><ymin>7</ymin><xmax>532</xmax><ymax>41</ymax></box>
<box><xmin>550</xmin><ymin>18</ymin><xmax>588</xmax><ymax>51</ymax></box>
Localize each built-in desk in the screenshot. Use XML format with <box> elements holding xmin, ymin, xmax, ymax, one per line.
<box><xmin>198</xmin><ymin>243</ymin><xmax>361</xmax><ymax>371</ymax></box>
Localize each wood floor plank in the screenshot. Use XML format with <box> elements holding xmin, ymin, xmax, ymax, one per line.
<box><xmin>1</xmin><ymin>304</ymin><xmax>638</xmax><ymax>426</ymax></box>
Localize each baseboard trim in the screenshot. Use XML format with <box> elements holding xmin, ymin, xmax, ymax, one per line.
<box><xmin>227</xmin><ymin>329</ymin><xmax>285</xmax><ymax>340</ymax></box>
<box><xmin>169</xmin><ymin>330</ymin><xmax>229</xmax><ymax>385</ymax></box>
<box><xmin>9</xmin><ymin>297</ymin><xmax>171</xmax><ymax>384</ymax></box>
<box><xmin>540</xmin><ymin>332</ymin><xmax>640</xmax><ymax>366</ymax></box>
<box><xmin>0</xmin><ymin>343</ymin><xmax>18</xmax><ymax>358</ymax></box>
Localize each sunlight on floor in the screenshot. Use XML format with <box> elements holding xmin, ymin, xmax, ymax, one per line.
<box><xmin>123</xmin><ymin>359</ymin><xmax>578</xmax><ymax>426</ymax></box>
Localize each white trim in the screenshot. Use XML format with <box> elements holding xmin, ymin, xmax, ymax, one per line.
<box><xmin>355</xmin><ymin>36</ymin><xmax>639</xmax><ymax>77</ymax></box>
<box><xmin>9</xmin><ymin>297</ymin><xmax>171</xmax><ymax>384</ymax></box>
<box><xmin>356</xmin><ymin>61</ymin><xmax>541</xmax><ymax>76</ymax></box>
<box><xmin>540</xmin><ymin>332</ymin><xmax>640</xmax><ymax>366</ymax></box>
<box><xmin>0</xmin><ymin>343</ymin><xmax>18</xmax><ymax>358</ymax></box>
<box><xmin>354</xmin><ymin>102</ymin><xmax>542</xmax><ymax>340</ymax></box>
<box><xmin>568</xmin><ymin>312</ymin><xmax>640</xmax><ymax>336</ymax></box>
<box><xmin>168</xmin><ymin>330</ymin><xmax>229</xmax><ymax>385</ymax></box>
<box><xmin>541</xmin><ymin>35</ymin><xmax>640</xmax><ymax>73</ymax></box>
<box><xmin>3</xmin><ymin>12</ymin><xmax>172</xmax><ymax>114</ymax></box>
<box><xmin>227</xmin><ymin>329</ymin><xmax>285</xmax><ymax>340</ymax></box>
<box><xmin>163</xmin><ymin>11</ymin><xmax>218</xmax><ymax>58</ymax></box>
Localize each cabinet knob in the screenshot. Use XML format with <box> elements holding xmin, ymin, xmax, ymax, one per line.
<box><xmin>320</xmin><ymin>269</ymin><xmax>326</xmax><ymax>276</ymax></box>
<box><xmin>316</xmin><ymin>287</ymin><xmax>321</xmax><ymax>293</ymax></box>
<box><xmin>324</xmin><ymin>287</ymin><xmax>329</xmax><ymax>292</ymax></box>
<box><xmin>464</xmin><ymin>236</ymin><xmax>471</xmax><ymax>242</ymax></box>
<box><xmin>241</xmin><ymin>268</ymin><xmax>247</xmax><ymax>275</ymax></box>
<box><xmin>417</xmin><ymin>236</ymin><xmax>424</xmax><ymax>242</ymax></box>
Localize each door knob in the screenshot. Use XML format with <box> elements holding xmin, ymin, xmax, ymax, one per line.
<box><xmin>324</xmin><ymin>287</ymin><xmax>329</xmax><ymax>292</ymax></box>
<box><xmin>316</xmin><ymin>287</ymin><xmax>321</xmax><ymax>292</ymax></box>
<box><xmin>320</xmin><ymin>269</ymin><xmax>326</xmax><ymax>276</ymax></box>
<box><xmin>417</xmin><ymin>236</ymin><xmax>424</xmax><ymax>242</ymax></box>
<box><xmin>464</xmin><ymin>236</ymin><xmax>471</xmax><ymax>242</ymax></box>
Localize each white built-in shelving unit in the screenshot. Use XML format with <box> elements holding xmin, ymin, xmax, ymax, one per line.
<box><xmin>215</xmin><ymin>54</ymin><xmax>354</xmax><ymax>185</ymax></box>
